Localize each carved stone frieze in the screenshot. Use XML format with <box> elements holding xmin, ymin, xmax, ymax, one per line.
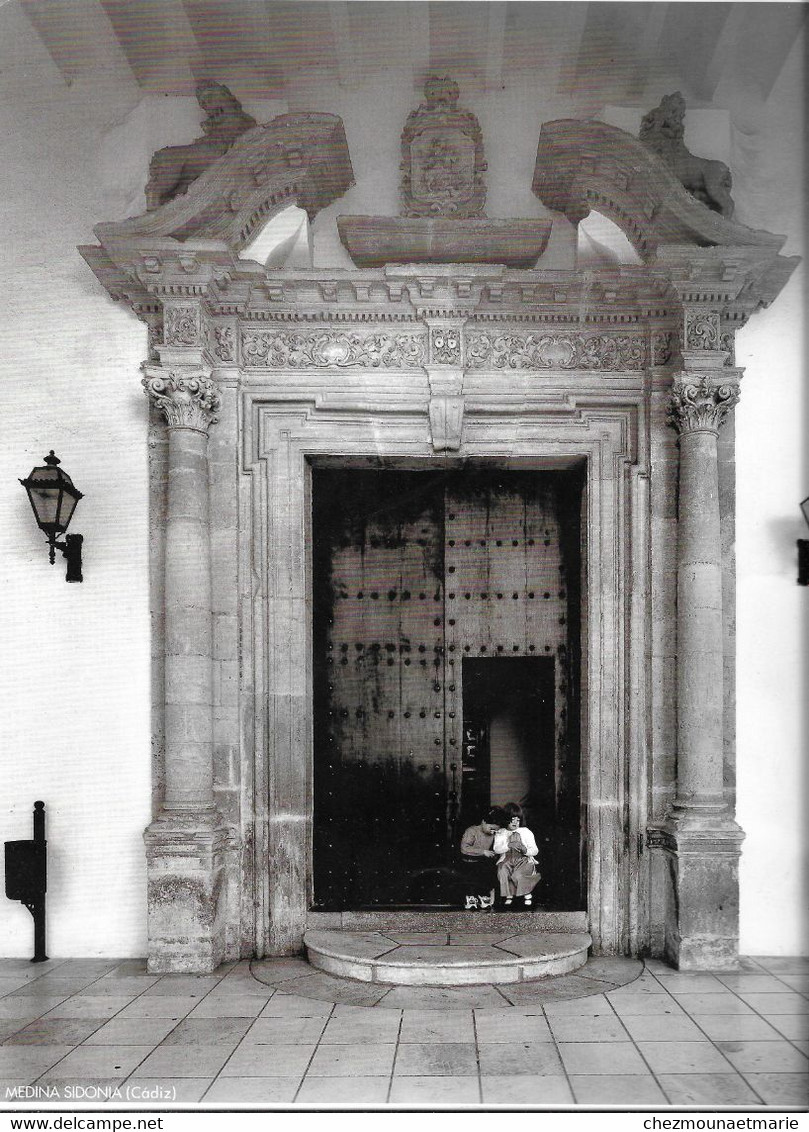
<box><xmin>143</xmin><ymin>368</ymin><xmax>222</xmax><ymax>432</ymax></box>
<box><xmin>651</xmin><ymin>330</ymin><xmax>675</xmax><ymax>367</ymax></box>
<box><xmin>429</xmin><ymin>326</ymin><xmax>462</xmax><ymax>365</ymax></box>
<box><xmin>241</xmin><ymin>329</ymin><xmax>427</xmax><ymax>369</ymax></box>
<box><xmin>667</xmin><ymin>374</ymin><xmax>740</xmax><ymax>435</ymax></box>
<box><xmin>401</xmin><ymin>76</ymin><xmax>486</xmax><ymax>219</ymax></box>
<box><xmin>165</xmin><ymin>306</ymin><xmax>201</xmax><ymax>346</ymax></box>
<box><xmin>466</xmin><ymin>331</ymin><xmax>646</xmax><ymax>371</ymax></box>
<box><xmin>210</xmin><ymin>325</ymin><xmax>236</xmax><ymax>362</ymax></box>
<box><xmin>684</xmin><ymin>310</ymin><xmax>721</xmax><ymax>352</ymax></box>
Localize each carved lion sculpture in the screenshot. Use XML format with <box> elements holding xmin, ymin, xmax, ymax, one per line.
<box><xmin>145</xmin><ymin>81</ymin><xmax>257</xmax><ymax>210</ymax></box>
<box><xmin>639</xmin><ymin>92</ymin><xmax>734</xmax><ymax>219</ymax></box>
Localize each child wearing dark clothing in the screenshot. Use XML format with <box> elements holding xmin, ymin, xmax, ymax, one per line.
<box><xmin>459</xmin><ymin>807</ymin><xmax>508</xmax><ymax>909</ymax></box>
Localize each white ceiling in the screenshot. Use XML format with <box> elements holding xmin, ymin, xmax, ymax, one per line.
<box><xmin>17</xmin><ymin>0</ymin><xmax>806</xmax><ymax>113</ymax></box>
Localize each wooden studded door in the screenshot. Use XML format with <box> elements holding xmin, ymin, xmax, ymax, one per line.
<box><xmin>311</xmin><ymin>466</ymin><xmax>583</xmax><ymax>910</ymax></box>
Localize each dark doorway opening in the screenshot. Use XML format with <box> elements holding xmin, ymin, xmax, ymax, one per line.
<box><xmin>311</xmin><ymin>465</ymin><xmax>583</xmax><ymax>911</ymax></box>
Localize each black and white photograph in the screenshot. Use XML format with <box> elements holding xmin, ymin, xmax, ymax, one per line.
<box><xmin>0</xmin><ymin>0</ymin><xmax>806</xmax><ymax>1119</ymax></box>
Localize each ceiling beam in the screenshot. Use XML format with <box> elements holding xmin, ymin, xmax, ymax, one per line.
<box><xmin>19</xmin><ymin>0</ymin><xmax>138</xmax><ymax>88</ymax></box>
<box><xmin>100</xmin><ymin>0</ymin><xmax>201</xmax><ymax>93</ymax></box>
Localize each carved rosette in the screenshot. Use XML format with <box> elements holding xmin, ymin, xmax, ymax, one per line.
<box><xmin>667</xmin><ymin>374</ymin><xmax>740</xmax><ymax>435</ymax></box>
<box><xmin>143</xmin><ymin>369</ymin><xmax>222</xmax><ymax>433</ymax></box>
<box><xmin>430</xmin><ymin>326</ymin><xmax>462</xmax><ymax>365</ymax></box>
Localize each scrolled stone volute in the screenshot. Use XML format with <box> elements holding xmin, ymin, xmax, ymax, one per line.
<box><xmin>143</xmin><ymin>368</ymin><xmax>222</xmax><ymax>433</ymax></box>
<box><xmin>667</xmin><ymin>374</ymin><xmax>740</xmax><ymax>436</ymax></box>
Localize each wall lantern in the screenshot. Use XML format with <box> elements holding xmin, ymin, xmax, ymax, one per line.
<box><xmin>799</xmin><ymin>498</ymin><xmax>809</xmax><ymax>587</ymax></box>
<box><xmin>19</xmin><ymin>451</ymin><xmax>83</xmax><ymax>583</ymax></box>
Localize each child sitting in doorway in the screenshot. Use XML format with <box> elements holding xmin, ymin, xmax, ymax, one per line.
<box><xmin>492</xmin><ymin>802</ymin><xmax>540</xmax><ymax>908</ymax></box>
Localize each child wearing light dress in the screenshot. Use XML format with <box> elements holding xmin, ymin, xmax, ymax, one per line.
<box><xmin>492</xmin><ymin>803</ymin><xmax>540</xmax><ymax>908</ymax></box>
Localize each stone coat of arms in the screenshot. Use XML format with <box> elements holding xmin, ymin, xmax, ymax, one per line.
<box><xmin>401</xmin><ymin>76</ymin><xmax>487</xmax><ymax>218</ymax></box>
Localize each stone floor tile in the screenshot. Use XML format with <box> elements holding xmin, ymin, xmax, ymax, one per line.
<box><xmin>657</xmin><ymin>1072</ymin><xmax>762</xmax><ymax>1105</ymax></box>
<box><xmin>0</xmin><ymin>1022</ymin><xmax>32</xmax><ymax>1042</ymax></box>
<box><xmin>259</xmin><ymin>994</ymin><xmax>333</xmax><ymax>1017</ymax></box>
<box><xmin>546</xmin><ymin>1014</ymin><xmax>629</xmax><ymax>1043</ymax></box>
<box><xmin>220</xmin><ymin>1043</ymin><xmax>317</xmax><ymax>1078</ymax></box>
<box><xmin>142</xmin><ymin>976</ymin><xmax>224</xmax><ymax>998</ymax></box>
<box><xmin>736</xmin><ymin>992</ymin><xmax>809</xmax><ymax>1014</ymax></box>
<box><xmin>670</xmin><ymin>993</ymin><xmax>754</xmax><ymax>1015</ymax></box>
<box><xmin>652</xmin><ymin>973</ymin><xmax>729</xmax><ymax>994</ymax></box>
<box><xmin>126</xmin><ymin>1078</ymin><xmax>213</xmax><ymax>1103</ymax></box>
<box><xmin>187</xmin><ymin>994</ymin><xmax>272</xmax><ymax>1018</ymax></box>
<box><xmin>474</xmin><ymin>1013</ymin><xmax>552</xmax><ymax>1044</ymax></box>
<box><xmin>557</xmin><ymin>1042</ymin><xmax>649</xmax><ymax>1075</ymax></box>
<box><xmin>273</xmin><ymin>973</ymin><xmax>389</xmax><ymax>1007</ymax></box>
<box><xmin>378</xmin><ymin>984</ymin><xmax>510</xmax><ymax>1010</ymax></box>
<box><xmin>129</xmin><ymin>1044</ymin><xmax>233</xmax><ymax>1079</ymax></box>
<box><xmin>44</xmin><ymin>997</ymin><xmax>135</xmax><ymax>1019</ymax></box>
<box><xmin>715</xmin><ymin>1039</ymin><xmax>809</xmax><ymax>1074</ymax></box>
<box><xmin>542</xmin><ymin>995</ymin><xmax>613</xmax><ymax>1017</ymax></box>
<box><xmin>777</xmin><ymin>975</ymin><xmax>809</xmax><ymax>993</ymax></box>
<box><xmin>84</xmin><ymin>1018</ymin><xmax>180</xmax><ymax>1046</ymax></box>
<box><xmin>0</xmin><ymin>978</ymin><xmax>45</xmax><ymax>996</ymax></box>
<box><xmin>0</xmin><ymin>1080</ymin><xmax>46</xmax><ymax>1099</ymax></box>
<box><xmin>160</xmin><ymin>1017</ymin><xmax>252</xmax><ymax>1047</ymax></box>
<box><xmin>0</xmin><ymin>998</ymin><xmax>69</xmax><ymax>1019</ymax></box>
<box><xmin>641</xmin><ymin>960</ymin><xmax>677</xmax><ymax>975</ymax></box>
<box><xmin>80</xmin><ymin>978</ymin><xmax>159</xmax><ymax>996</ymax></box>
<box><xmin>481</xmin><ymin>1074</ymin><xmax>574</xmax><ymax>1104</ymax></box>
<box><xmin>203</xmin><ymin>1077</ymin><xmax>302</xmax><ymax>1102</ymax></box>
<box><xmin>0</xmin><ymin>1046</ymin><xmax>74</xmax><ymax>1080</ymax></box>
<box><xmin>697</xmin><ymin>1014</ymin><xmax>786</xmax><ymax>1041</ymax></box>
<box><xmin>243</xmin><ymin>1017</ymin><xmax>328</xmax><ymax>1045</ymax></box>
<box><xmin>754</xmin><ymin>958</ymin><xmax>809</xmax><ymax>975</ymax></box>
<box><xmin>389</xmin><ymin>1076</ymin><xmax>479</xmax><ymax>1104</ymax></box>
<box><xmin>792</xmin><ymin>1040</ymin><xmax>809</xmax><ymax>1056</ymax></box>
<box><xmin>607</xmin><ymin>994</ymin><xmax>685</xmax><ymax>1017</ymax></box>
<box><xmin>210</xmin><ymin>976</ymin><xmax>281</xmax><ymax>998</ymax></box>
<box><xmin>4</xmin><ymin>1017</ymin><xmax>107</xmax><ymax>1046</ymax></box>
<box><xmin>43</xmin><ymin>1045</ymin><xmax>154</xmax><ymax>1079</ymax></box>
<box><xmin>307</xmin><ymin>1042</ymin><xmax>397</xmax><ymax>1077</ymax></box>
<box><xmin>296</xmin><ymin>1075</ymin><xmax>391</xmax><ymax>1103</ymax></box>
<box><xmin>247</xmin><ymin>959</ymin><xmax>316</xmax><ymax>986</ymax></box>
<box><xmin>400</xmin><ymin>1010</ymin><xmax>475</xmax><ymax>1043</ymax></box>
<box><xmin>580</xmin><ymin>958</ymin><xmax>643</xmax><ymax>985</ymax></box>
<box><xmin>393</xmin><ymin>1042</ymin><xmax>478</xmax><ymax>1077</ymax></box>
<box><xmin>0</xmin><ymin>960</ymin><xmax>66</xmax><ymax>975</ymax></box>
<box><xmin>14</xmin><ymin>978</ymin><xmax>101</xmax><ymax>996</ymax></box>
<box><xmin>506</xmin><ymin>975</ymin><xmax>618</xmax><ymax>1003</ymax></box>
<box><xmin>106</xmin><ymin>961</ymin><xmax>152</xmax><ymax>977</ymax></box>
<box><xmin>743</xmin><ymin>1073</ymin><xmax>809</xmax><ymax>1106</ymax></box>
<box><xmin>384</xmin><ymin>932</ymin><xmax>448</xmax><ymax>945</ymax></box>
<box><xmin>638</xmin><ymin>1041</ymin><xmax>734</xmax><ymax>1074</ymax></box>
<box><xmin>603</xmin><ymin>974</ymin><xmax>666</xmax><ymax>995</ymax></box>
<box><xmin>478</xmin><ymin>1042</ymin><xmax>563</xmax><ymax>1076</ymax></box>
<box><xmin>115</xmin><ymin>997</ymin><xmax>202</xmax><ymax>1019</ymax></box>
<box><xmin>320</xmin><ymin>1011</ymin><xmax>401</xmax><ymax>1044</ymax></box>
<box><xmin>619</xmin><ymin>1014</ymin><xmax>706</xmax><ymax>1042</ymax></box>
<box><xmin>715</xmin><ymin>974</ymin><xmax>796</xmax><ymax>993</ymax></box>
<box><xmin>763</xmin><ymin>1014</ymin><xmax>809</xmax><ymax>1041</ymax></box>
<box><xmin>569</xmin><ymin>1074</ymin><xmax>668</xmax><ymax>1104</ymax></box>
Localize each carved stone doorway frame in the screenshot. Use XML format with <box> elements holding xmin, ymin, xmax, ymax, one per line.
<box><xmin>241</xmin><ymin>387</ymin><xmax>649</xmax><ymax>958</ymax></box>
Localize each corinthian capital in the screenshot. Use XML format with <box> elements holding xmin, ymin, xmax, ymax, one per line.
<box><xmin>142</xmin><ymin>367</ymin><xmax>221</xmax><ymax>433</ymax></box>
<box><xmin>667</xmin><ymin>374</ymin><xmax>740</xmax><ymax>436</ymax></box>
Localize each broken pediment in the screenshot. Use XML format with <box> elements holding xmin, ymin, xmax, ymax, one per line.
<box><xmin>532</xmin><ymin>118</ymin><xmax>791</xmax><ymax>263</ymax></box>
<box><xmin>92</xmin><ymin>106</ymin><xmax>354</xmax><ymax>254</ymax></box>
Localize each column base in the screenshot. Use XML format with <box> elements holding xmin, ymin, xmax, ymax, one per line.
<box><xmin>144</xmin><ymin>808</ymin><xmax>232</xmax><ymax>974</ymax></box>
<box><xmin>649</xmin><ymin>806</ymin><xmax>745</xmax><ymax>971</ymax></box>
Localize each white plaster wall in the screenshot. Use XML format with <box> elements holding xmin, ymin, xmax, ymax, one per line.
<box><xmin>0</xmin><ymin>3</ymin><xmax>804</xmax><ymax>956</ymax></box>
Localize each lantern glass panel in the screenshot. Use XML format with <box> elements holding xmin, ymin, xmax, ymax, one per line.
<box><xmin>56</xmin><ymin>490</ymin><xmax>79</xmax><ymax>529</ymax></box>
<box><xmin>28</xmin><ymin>485</ymin><xmax>60</xmax><ymax>527</ymax></box>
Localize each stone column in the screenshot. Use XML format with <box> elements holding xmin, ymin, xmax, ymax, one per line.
<box><xmin>142</xmin><ymin>367</ymin><xmax>229</xmax><ymax>973</ymax></box>
<box><xmin>661</xmin><ymin>364</ymin><xmax>745</xmax><ymax>970</ymax></box>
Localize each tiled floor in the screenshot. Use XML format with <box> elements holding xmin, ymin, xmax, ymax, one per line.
<box><xmin>0</xmin><ymin>955</ymin><xmax>806</xmax><ymax>1107</ymax></box>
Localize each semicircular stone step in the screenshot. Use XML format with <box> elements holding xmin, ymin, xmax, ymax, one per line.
<box><xmin>304</xmin><ymin>929</ymin><xmax>592</xmax><ymax>986</ymax></box>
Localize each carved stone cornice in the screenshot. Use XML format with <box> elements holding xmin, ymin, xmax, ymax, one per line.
<box><xmin>143</xmin><ymin>367</ymin><xmax>222</xmax><ymax>433</ymax></box>
<box><xmin>667</xmin><ymin>374</ymin><xmax>740</xmax><ymax>436</ymax></box>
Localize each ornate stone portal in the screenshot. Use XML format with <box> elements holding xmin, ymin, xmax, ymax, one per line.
<box><xmin>81</xmin><ymin>96</ymin><xmax>797</xmax><ymax>972</ymax></box>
